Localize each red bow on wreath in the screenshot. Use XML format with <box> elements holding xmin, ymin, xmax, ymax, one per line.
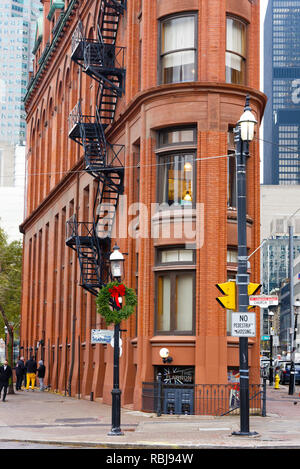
<box><xmin>109</xmin><ymin>284</ymin><xmax>126</xmax><ymax>308</ymax></box>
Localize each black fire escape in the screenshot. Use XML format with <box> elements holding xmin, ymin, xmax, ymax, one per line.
<box><xmin>66</xmin><ymin>0</ymin><xmax>126</xmax><ymax>296</ymax></box>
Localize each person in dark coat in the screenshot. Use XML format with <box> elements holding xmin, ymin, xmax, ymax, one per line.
<box><xmin>25</xmin><ymin>356</ymin><xmax>37</xmax><ymax>390</ymax></box>
<box><xmin>0</xmin><ymin>360</ymin><xmax>12</xmax><ymax>401</ymax></box>
<box><xmin>15</xmin><ymin>356</ymin><xmax>25</xmax><ymax>391</ymax></box>
<box><xmin>37</xmin><ymin>360</ymin><xmax>46</xmax><ymax>391</ymax></box>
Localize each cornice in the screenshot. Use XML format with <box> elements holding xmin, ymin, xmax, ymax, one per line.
<box><xmin>106</xmin><ymin>82</ymin><xmax>267</xmax><ymax>141</ymax></box>
<box><xmin>24</xmin><ymin>0</ymin><xmax>79</xmax><ymax>109</ymax></box>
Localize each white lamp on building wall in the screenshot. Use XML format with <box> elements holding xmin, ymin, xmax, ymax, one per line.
<box><xmin>159</xmin><ymin>347</ymin><xmax>173</xmax><ymax>364</ymax></box>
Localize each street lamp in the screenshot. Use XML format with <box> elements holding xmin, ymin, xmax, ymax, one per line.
<box><xmin>108</xmin><ymin>244</ymin><xmax>124</xmax><ymax>436</ymax></box>
<box><xmin>288</xmin><ymin>298</ymin><xmax>300</xmax><ymax>395</ymax></box>
<box><xmin>232</xmin><ymin>95</ymin><xmax>257</xmax><ymax>437</ymax></box>
<box><xmin>110</xmin><ymin>244</ymin><xmax>124</xmax><ymax>279</ymax></box>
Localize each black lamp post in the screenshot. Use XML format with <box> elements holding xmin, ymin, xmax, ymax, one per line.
<box><xmin>288</xmin><ymin>298</ymin><xmax>300</xmax><ymax>395</ymax></box>
<box><xmin>232</xmin><ymin>96</ymin><xmax>257</xmax><ymax>436</ymax></box>
<box><xmin>268</xmin><ymin>311</ymin><xmax>274</xmax><ymax>386</ymax></box>
<box><xmin>108</xmin><ymin>244</ymin><xmax>124</xmax><ymax>436</ymax></box>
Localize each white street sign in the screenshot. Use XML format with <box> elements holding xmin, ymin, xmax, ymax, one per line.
<box><xmin>91</xmin><ymin>329</ymin><xmax>114</xmax><ymax>344</ymax></box>
<box><xmin>231</xmin><ymin>313</ymin><xmax>256</xmax><ymax>337</ymax></box>
<box><xmin>249</xmin><ymin>295</ymin><xmax>278</xmax><ymax>307</ymax></box>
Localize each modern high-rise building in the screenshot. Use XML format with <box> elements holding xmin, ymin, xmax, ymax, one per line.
<box><xmin>20</xmin><ymin>0</ymin><xmax>265</xmax><ymax>412</ymax></box>
<box><xmin>0</xmin><ymin>0</ymin><xmax>40</xmax><ymax>145</ymax></box>
<box><xmin>0</xmin><ymin>0</ymin><xmax>40</xmax><ymax>240</ymax></box>
<box><xmin>263</xmin><ymin>0</ymin><xmax>300</xmax><ymax>185</ymax></box>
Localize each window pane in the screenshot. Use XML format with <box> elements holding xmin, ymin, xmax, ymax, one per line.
<box><xmin>161</xmin><ymin>250</ymin><xmax>179</xmax><ymax>263</ymax></box>
<box><xmin>157</xmin><ymin>275</ymin><xmax>171</xmax><ymax>331</ymax></box>
<box><xmin>158</xmin><ymin>154</ymin><xmax>194</xmax><ymax>206</ymax></box>
<box><xmin>162</xmin><ymin>50</ymin><xmax>196</xmax><ymax>84</ymax></box>
<box><xmin>160</xmin><ymin>249</ymin><xmax>193</xmax><ymax>263</ymax></box>
<box><xmin>161</xmin><ymin>15</ymin><xmax>196</xmax><ymax>84</ymax></box>
<box><xmin>226</xmin><ymin>17</ymin><xmax>246</xmax><ymax>85</ymax></box>
<box><xmin>162</xmin><ymin>16</ymin><xmax>195</xmax><ymax>54</ymax></box>
<box><xmin>225</xmin><ymin>52</ymin><xmax>245</xmax><ymax>84</ymax></box>
<box><xmin>175</xmin><ymin>274</ymin><xmax>193</xmax><ymax>331</ymax></box>
<box><xmin>161</xmin><ymin>128</ymin><xmax>194</xmax><ymax>146</ymax></box>
<box><xmin>178</xmin><ymin>249</ymin><xmax>193</xmax><ymax>262</ymax></box>
<box><xmin>226</xmin><ymin>18</ymin><xmax>246</xmax><ymax>56</ymax></box>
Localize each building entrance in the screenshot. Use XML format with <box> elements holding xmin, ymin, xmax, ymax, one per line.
<box><xmin>156</xmin><ymin>366</ymin><xmax>194</xmax><ymax>414</ymax></box>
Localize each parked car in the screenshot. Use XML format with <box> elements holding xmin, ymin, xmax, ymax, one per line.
<box><xmin>279</xmin><ymin>363</ymin><xmax>300</xmax><ymax>385</ymax></box>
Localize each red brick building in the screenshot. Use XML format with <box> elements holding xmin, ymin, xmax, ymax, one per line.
<box><xmin>20</xmin><ymin>0</ymin><xmax>266</xmax><ymax>411</ymax></box>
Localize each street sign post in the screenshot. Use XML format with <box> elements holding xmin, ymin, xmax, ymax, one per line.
<box><xmin>249</xmin><ymin>295</ymin><xmax>278</xmax><ymax>307</ymax></box>
<box><xmin>231</xmin><ymin>312</ymin><xmax>256</xmax><ymax>337</ymax></box>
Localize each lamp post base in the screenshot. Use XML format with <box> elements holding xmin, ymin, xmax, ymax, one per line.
<box><xmin>107</xmin><ymin>429</ymin><xmax>124</xmax><ymax>436</ymax></box>
<box><xmin>232</xmin><ymin>431</ymin><xmax>259</xmax><ymax>437</ymax></box>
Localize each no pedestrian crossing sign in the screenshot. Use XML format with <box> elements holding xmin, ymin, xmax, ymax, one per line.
<box><xmin>231</xmin><ymin>312</ymin><xmax>256</xmax><ymax>337</ymax></box>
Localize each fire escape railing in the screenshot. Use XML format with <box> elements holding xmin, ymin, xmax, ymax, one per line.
<box><xmin>66</xmin><ymin>0</ymin><xmax>126</xmax><ymax>296</ymax></box>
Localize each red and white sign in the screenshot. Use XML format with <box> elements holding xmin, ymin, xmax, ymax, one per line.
<box><xmin>249</xmin><ymin>295</ymin><xmax>278</xmax><ymax>307</ymax></box>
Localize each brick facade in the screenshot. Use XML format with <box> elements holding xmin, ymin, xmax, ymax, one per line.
<box><xmin>20</xmin><ymin>0</ymin><xmax>266</xmax><ymax>409</ymax></box>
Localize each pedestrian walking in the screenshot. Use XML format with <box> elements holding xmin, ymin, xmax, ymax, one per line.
<box><xmin>15</xmin><ymin>356</ymin><xmax>25</xmax><ymax>391</ymax></box>
<box><xmin>25</xmin><ymin>356</ymin><xmax>37</xmax><ymax>391</ymax></box>
<box><xmin>0</xmin><ymin>360</ymin><xmax>12</xmax><ymax>402</ymax></box>
<box><xmin>37</xmin><ymin>360</ymin><xmax>46</xmax><ymax>391</ymax></box>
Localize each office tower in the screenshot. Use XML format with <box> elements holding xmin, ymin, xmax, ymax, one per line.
<box><xmin>0</xmin><ymin>0</ymin><xmax>40</xmax><ymax>240</ymax></box>
<box><xmin>0</xmin><ymin>0</ymin><xmax>40</xmax><ymax>145</ymax></box>
<box><xmin>263</xmin><ymin>0</ymin><xmax>300</xmax><ymax>185</ymax></box>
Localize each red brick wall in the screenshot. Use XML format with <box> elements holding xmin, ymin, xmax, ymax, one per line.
<box><xmin>20</xmin><ymin>0</ymin><xmax>266</xmax><ymax>407</ymax></box>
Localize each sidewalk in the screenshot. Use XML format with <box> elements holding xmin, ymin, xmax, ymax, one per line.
<box><xmin>0</xmin><ymin>384</ymin><xmax>299</xmax><ymax>449</ymax></box>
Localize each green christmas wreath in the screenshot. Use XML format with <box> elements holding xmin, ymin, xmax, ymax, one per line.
<box><xmin>96</xmin><ymin>281</ymin><xmax>137</xmax><ymax>325</ymax></box>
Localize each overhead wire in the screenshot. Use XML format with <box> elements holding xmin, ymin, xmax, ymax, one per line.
<box><xmin>0</xmin><ymin>133</ymin><xmax>299</xmax><ymax>188</ymax></box>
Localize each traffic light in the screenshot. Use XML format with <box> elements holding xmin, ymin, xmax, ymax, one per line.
<box><xmin>216</xmin><ymin>282</ymin><xmax>236</xmax><ymax>310</ymax></box>
<box><xmin>248</xmin><ymin>283</ymin><xmax>261</xmax><ymax>296</ymax></box>
<box><xmin>216</xmin><ymin>281</ymin><xmax>261</xmax><ymax>310</ymax></box>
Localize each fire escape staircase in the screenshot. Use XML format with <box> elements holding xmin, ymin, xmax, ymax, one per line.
<box><xmin>66</xmin><ymin>0</ymin><xmax>126</xmax><ymax>296</ymax></box>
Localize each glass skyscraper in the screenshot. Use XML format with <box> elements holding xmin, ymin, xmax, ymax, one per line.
<box><xmin>0</xmin><ymin>0</ymin><xmax>40</xmax><ymax>146</ymax></box>
<box><xmin>263</xmin><ymin>0</ymin><xmax>300</xmax><ymax>185</ymax></box>
<box><xmin>0</xmin><ymin>0</ymin><xmax>40</xmax><ymax>240</ymax></box>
